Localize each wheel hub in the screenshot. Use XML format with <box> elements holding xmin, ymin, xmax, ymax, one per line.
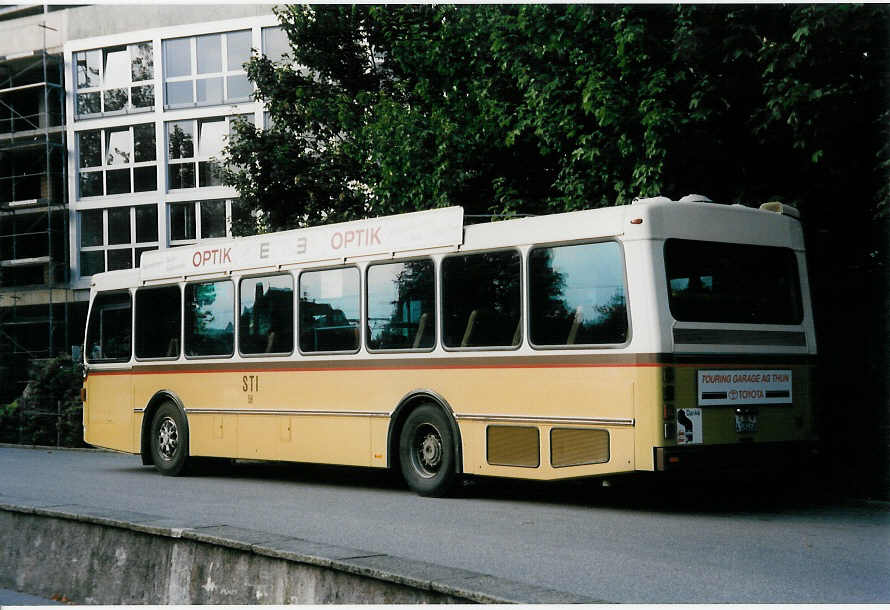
<box><xmin>412</xmin><ymin>423</ymin><xmax>443</xmax><ymax>478</ymax></box>
<box><xmin>158</xmin><ymin>416</ymin><xmax>178</xmax><ymax>461</ymax></box>
<box><xmin>420</xmin><ymin>433</ymin><xmax>442</xmax><ymax>469</ymax></box>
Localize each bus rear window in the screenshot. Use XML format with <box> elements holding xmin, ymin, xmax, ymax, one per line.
<box><xmin>665</xmin><ymin>239</ymin><xmax>803</xmax><ymax>324</ymax></box>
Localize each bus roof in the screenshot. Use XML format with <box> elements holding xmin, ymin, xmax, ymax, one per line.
<box><xmin>89</xmin><ymin>197</ymin><xmax>803</xmax><ymax>291</ymax></box>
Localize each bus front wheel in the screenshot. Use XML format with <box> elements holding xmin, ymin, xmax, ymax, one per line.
<box><xmin>398</xmin><ymin>404</ymin><xmax>456</xmax><ymax>497</ymax></box>
<box><xmin>150</xmin><ymin>402</ymin><xmax>190</xmax><ymax>476</ymax></box>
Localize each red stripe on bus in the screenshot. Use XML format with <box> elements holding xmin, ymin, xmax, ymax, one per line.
<box><xmin>86</xmin><ymin>361</ymin><xmax>806</xmax><ymax>376</ymax></box>
<box><xmin>91</xmin><ymin>362</ymin><xmax>659</xmax><ymax>375</ymax></box>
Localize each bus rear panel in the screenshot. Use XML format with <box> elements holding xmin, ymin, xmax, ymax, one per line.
<box><xmin>650</xmin><ymin>227</ymin><xmax>818</xmax><ymax>474</ymax></box>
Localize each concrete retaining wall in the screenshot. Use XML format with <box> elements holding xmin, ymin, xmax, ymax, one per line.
<box><xmin>0</xmin><ymin>502</ymin><xmax>596</xmax><ymax>604</ymax></box>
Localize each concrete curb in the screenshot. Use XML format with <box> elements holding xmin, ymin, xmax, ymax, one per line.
<box><xmin>0</xmin><ymin>499</ymin><xmax>601</xmax><ymax>604</ymax></box>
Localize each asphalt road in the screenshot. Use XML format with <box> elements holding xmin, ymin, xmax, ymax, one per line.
<box><xmin>1</xmin><ymin>446</ymin><xmax>888</xmax><ymax>603</ymax></box>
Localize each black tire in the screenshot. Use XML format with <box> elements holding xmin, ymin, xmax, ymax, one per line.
<box><xmin>398</xmin><ymin>404</ymin><xmax>457</xmax><ymax>497</ymax></box>
<box><xmin>150</xmin><ymin>401</ymin><xmax>190</xmax><ymax>476</ymax></box>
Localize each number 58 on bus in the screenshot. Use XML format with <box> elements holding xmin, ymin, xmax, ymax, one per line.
<box><xmin>81</xmin><ymin>195</ymin><xmax>818</xmax><ymax>496</ymax></box>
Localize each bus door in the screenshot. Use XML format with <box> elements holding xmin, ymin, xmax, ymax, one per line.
<box><xmin>84</xmin><ymin>291</ymin><xmax>134</xmax><ymax>452</ymax></box>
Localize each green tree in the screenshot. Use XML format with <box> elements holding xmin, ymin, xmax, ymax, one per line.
<box><xmin>224</xmin><ymin>5</ymin><xmax>889</xmax><ymax>229</ymax></box>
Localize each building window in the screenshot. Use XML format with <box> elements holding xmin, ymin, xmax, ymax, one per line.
<box><xmin>163</xmin><ymin>30</ymin><xmax>252</xmax><ymax>108</ymax></box>
<box><xmin>77</xmin><ymin>123</ymin><xmax>157</xmax><ymax>198</ymax></box>
<box><xmin>166</xmin><ymin>115</ymin><xmax>252</xmax><ymax>190</ymax></box>
<box><xmin>74</xmin><ymin>42</ymin><xmax>154</xmax><ymax>118</ymax></box>
<box><xmin>168</xmin><ymin>199</ymin><xmax>232</xmax><ymax>245</ymax></box>
<box><xmin>79</xmin><ymin>205</ymin><xmax>159</xmax><ymax>276</ymax></box>
<box><xmin>262</xmin><ymin>26</ymin><xmax>289</xmax><ymax>63</ymax></box>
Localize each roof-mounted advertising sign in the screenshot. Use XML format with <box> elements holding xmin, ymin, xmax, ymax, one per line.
<box><xmin>140</xmin><ymin>206</ymin><xmax>464</xmax><ymax>281</ymax></box>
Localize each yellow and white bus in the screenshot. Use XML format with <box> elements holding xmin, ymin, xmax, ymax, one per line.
<box><xmin>82</xmin><ymin>196</ymin><xmax>818</xmax><ymax>496</ymax></box>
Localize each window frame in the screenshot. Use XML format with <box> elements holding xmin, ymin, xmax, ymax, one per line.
<box><xmin>133</xmin><ymin>283</ymin><xmax>182</xmax><ymax>361</ymax></box>
<box><xmin>526</xmin><ymin>238</ymin><xmax>632</xmax><ymax>351</ymax></box>
<box><xmin>237</xmin><ymin>272</ymin><xmax>296</xmax><ymax>358</ymax></box>
<box><xmin>261</xmin><ymin>26</ymin><xmax>289</xmax><ymax>64</ymax></box>
<box><xmin>76</xmin><ymin>123</ymin><xmax>158</xmax><ymax>199</ymax></box>
<box><xmin>166</xmin><ymin>115</ymin><xmax>247</xmax><ymax>191</ymax></box>
<box><xmin>365</xmin><ymin>256</ymin><xmax>437</xmax><ymax>354</ymax></box>
<box><xmin>163</xmin><ymin>30</ymin><xmax>253</xmax><ymax>109</ymax></box>
<box><xmin>73</xmin><ymin>42</ymin><xmax>155</xmax><ymax>120</ymax></box>
<box><xmin>297</xmin><ymin>264</ymin><xmax>362</xmax><ymax>356</ymax></box>
<box><xmin>167</xmin><ymin>199</ymin><xmax>233</xmax><ymax>246</ymax></box>
<box><xmin>440</xmin><ymin>247</ymin><xmax>524</xmax><ymax>353</ymax></box>
<box><xmin>78</xmin><ymin>205</ymin><xmax>160</xmax><ymax>277</ymax></box>
<box><xmin>165</xmin><ymin>119</ymin><xmax>198</xmax><ymax>190</ymax></box>
<box><xmin>183</xmin><ymin>278</ymin><xmax>236</xmax><ymax>360</ymax></box>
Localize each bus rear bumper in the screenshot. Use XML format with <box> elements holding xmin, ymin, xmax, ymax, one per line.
<box><xmin>654</xmin><ymin>441</ymin><xmax>821</xmax><ymax>474</ymax></box>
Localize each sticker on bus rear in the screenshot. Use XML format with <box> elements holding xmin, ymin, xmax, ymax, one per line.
<box><xmin>677</xmin><ymin>408</ymin><xmax>701</xmax><ymax>444</ymax></box>
<box><xmin>697</xmin><ymin>370</ymin><xmax>792</xmax><ymax>406</ymax></box>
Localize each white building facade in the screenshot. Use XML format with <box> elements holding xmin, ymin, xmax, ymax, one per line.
<box><xmin>63</xmin><ymin>10</ymin><xmax>286</xmax><ymax>298</ymax></box>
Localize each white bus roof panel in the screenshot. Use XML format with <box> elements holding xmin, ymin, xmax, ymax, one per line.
<box><xmin>634</xmin><ymin>201</ymin><xmax>805</xmax><ymax>250</ymax></box>
<box><xmin>462</xmin><ymin>206</ymin><xmax>626</xmax><ymax>249</ymax></box>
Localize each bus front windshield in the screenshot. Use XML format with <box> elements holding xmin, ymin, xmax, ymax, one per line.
<box><xmin>664</xmin><ymin>239</ymin><xmax>803</xmax><ymax>325</ymax></box>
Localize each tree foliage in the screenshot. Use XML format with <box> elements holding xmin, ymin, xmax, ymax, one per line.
<box><xmin>0</xmin><ymin>356</ymin><xmax>85</xmax><ymax>447</ymax></box>
<box><xmin>224</xmin><ymin>4</ymin><xmax>889</xmax><ymax>232</ymax></box>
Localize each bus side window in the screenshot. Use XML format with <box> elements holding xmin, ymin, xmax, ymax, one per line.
<box><xmin>239</xmin><ymin>274</ymin><xmax>294</xmax><ymax>355</ymax></box>
<box><xmin>185</xmin><ymin>280</ymin><xmax>235</xmax><ymax>357</ymax></box>
<box><xmin>85</xmin><ymin>292</ymin><xmax>132</xmax><ymax>363</ymax></box>
<box><xmin>366</xmin><ymin>259</ymin><xmax>434</xmax><ymax>351</ymax></box>
<box><xmin>135</xmin><ymin>285</ymin><xmax>181</xmax><ymax>359</ymax></box>
<box><xmin>528</xmin><ymin>241</ymin><xmax>628</xmax><ymax>347</ymax></box>
<box><xmin>298</xmin><ymin>267</ymin><xmax>360</xmax><ymax>353</ymax></box>
<box><xmin>442</xmin><ymin>250</ymin><xmax>521</xmax><ymax>349</ymax></box>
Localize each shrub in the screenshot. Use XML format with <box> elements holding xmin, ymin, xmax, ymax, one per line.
<box><xmin>0</xmin><ymin>356</ymin><xmax>86</xmax><ymax>447</ymax></box>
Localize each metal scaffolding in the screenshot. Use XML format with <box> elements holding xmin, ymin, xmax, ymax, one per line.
<box><xmin>0</xmin><ymin>4</ymin><xmax>70</xmax><ymax>399</ymax></box>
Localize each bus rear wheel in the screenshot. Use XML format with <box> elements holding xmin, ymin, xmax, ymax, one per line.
<box><xmin>398</xmin><ymin>404</ymin><xmax>456</xmax><ymax>497</ymax></box>
<box><xmin>150</xmin><ymin>402</ymin><xmax>190</xmax><ymax>476</ymax></box>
